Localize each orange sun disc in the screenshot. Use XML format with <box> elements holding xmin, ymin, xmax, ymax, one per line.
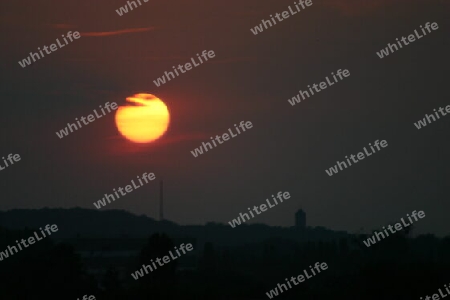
<box><xmin>115</xmin><ymin>93</ymin><xmax>170</xmax><ymax>143</ymax></box>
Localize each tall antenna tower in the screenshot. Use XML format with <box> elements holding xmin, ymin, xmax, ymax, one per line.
<box><xmin>159</xmin><ymin>180</ymin><xmax>164</xmax><ymax>221</ymax></box>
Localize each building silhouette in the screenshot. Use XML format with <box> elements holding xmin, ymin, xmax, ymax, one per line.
<box><xmin>295</xmin><ymin>209</ymin><xmax>306</xmax><ymax>229</ymax></box>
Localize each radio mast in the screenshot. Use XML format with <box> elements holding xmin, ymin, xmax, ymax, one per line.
<box><xmin>159</xmin><ymin>180</ymin><xmax>164</xmax><ymax>221</ymax></box>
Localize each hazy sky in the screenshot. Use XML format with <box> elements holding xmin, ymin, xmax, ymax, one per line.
<box><xmin>0</xmin><ymin>0</ymin><xmax>449</xmax><ymax>235</ymax></box>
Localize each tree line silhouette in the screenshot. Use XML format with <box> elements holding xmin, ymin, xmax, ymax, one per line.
<box><xmin>1</xmin><ymin>225</ymin><xmax>449</xmax><ymax>299</ymax></box>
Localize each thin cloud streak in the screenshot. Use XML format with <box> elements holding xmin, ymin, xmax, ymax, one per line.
<box><xmin>81</xmin><ymin>27</ymin><xmax>156</xmax><ymax>37</ymax></box>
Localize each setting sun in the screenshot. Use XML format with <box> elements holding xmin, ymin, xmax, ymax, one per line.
<box><xmin>115</xmin><ymin>93</ymin><xmax>170</xmax><ymax>143</ymax></box>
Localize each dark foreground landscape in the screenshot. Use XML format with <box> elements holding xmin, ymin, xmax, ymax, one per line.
<box><xmin>0</xmin><ymin>208</ymin><xmax>449</xmax><ymax>300</ymax></box>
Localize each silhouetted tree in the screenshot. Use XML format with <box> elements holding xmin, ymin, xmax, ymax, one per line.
<box><xmin>199</xmin><ymin>242</ymin><xmax>217</xmax><ymax>273</ymax></box>
<box><xmin>102</xmin><ymin>266</ymin><xmax>122</xmax><ymax>299</ymax></box>
<box><xmin>137</xmin><ymin>233</ymin><xmax>177</xmax><ymax>299</ymax></box>
<box><xmin>0</xmin><ymin>227</ymin><xmax>94</xmax><ymax>300</ymax></box>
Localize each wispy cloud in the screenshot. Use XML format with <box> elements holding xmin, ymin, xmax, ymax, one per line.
<box><xmin>81</xmin><ymin>27</ymin><xmax>156</xmax><ymax>37</ymax></box>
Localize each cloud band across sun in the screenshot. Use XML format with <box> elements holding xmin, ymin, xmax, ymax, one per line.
<box><xmin>115</xmin><ymin>94</ymin><xmax>170</xmax><ymax>144</ymax></box>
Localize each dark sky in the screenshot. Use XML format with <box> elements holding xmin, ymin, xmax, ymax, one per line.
<box><xmin>0</xmin><ymin>0</ymin><xmax>449</xmax><ymax>235</ymax></box>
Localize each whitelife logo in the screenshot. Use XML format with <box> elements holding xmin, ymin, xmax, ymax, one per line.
<box><xmin>131</xmin><ymin>243</ymin><xmax>194</xmax><ymax>280</ymax></box>
<box><xmin>190</xmin><ymin>120</ymin><xmax>253</xmax><ymax>158</ymax></box>
<box><xmin>250</xmin><ymin>0</ymin><xmax>313</xmax><ymax>36</ymax></box>
<box><xmin>0</xmin><ymin>224</ymin><xmax>58</xmax><ymax>262</ymax></box>
<box><xmin>265</xmin><ymin>262</ymin><xmax>328</xmax><ymax>299</ymax></box>
<box><xmin>414</xmin><ymin>105</ymin><xmax>450</xmax><ymax>130</ymax></box>
<box><xmin>325</xmin><ymin>140</ymin><xmax>388</xmax><ymax>176</ymax></box>
<box><xmin>116</xmin><ymin>0</ymin><xmax>149</xmax><ymax>16</ymax></box>
<box><xmin>228</xmin><ymin>191</ymin><xmax>291</xmax><ymax>228</ymax></box>
<box><xmin>18</xmin><ymin>31</ymin><xmax>81</xmax><ymax>68</ymax></box>
<box><xmin>362</xmin><ymin>210</ymin><xmax>425</xmax><ymax>247</ymax></box>
<box><xmin>153</xmin><ymin>50</ymin><xmax>216</xmax><ymax>87</ymax></box>
<box><xmin>376</xmin><ymin>22</ymin><xmax>439</xmax><ymax>59</ymax></box>
<box><xmin>287</xmin><ymin>69</ymin><xmax>350</xmax><ymax>106</ymax></box>
<box><xmin>55</xmin><ymin>102</ymin><xmax>118</xmax><ymax>139</ymax></box>
<box><xmin>93</xmin><ymin>172</ymin><xmax>156</xmax><ymax>209</ymax></box>
<box><xmin>0</xmin><ymin>153</ymin><xmax>21</xmax><ymax>172</ymax></box>
<box><xmin>76</xmin><ymin>296</ymin><xmax>96</xmax><ymax>300</ymax></box>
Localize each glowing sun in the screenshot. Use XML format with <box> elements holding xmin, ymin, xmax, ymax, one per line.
<box><xmin>115</xmin><ymin>93</ymin><xmax>170</xmax><ymax>143</ymax></box>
